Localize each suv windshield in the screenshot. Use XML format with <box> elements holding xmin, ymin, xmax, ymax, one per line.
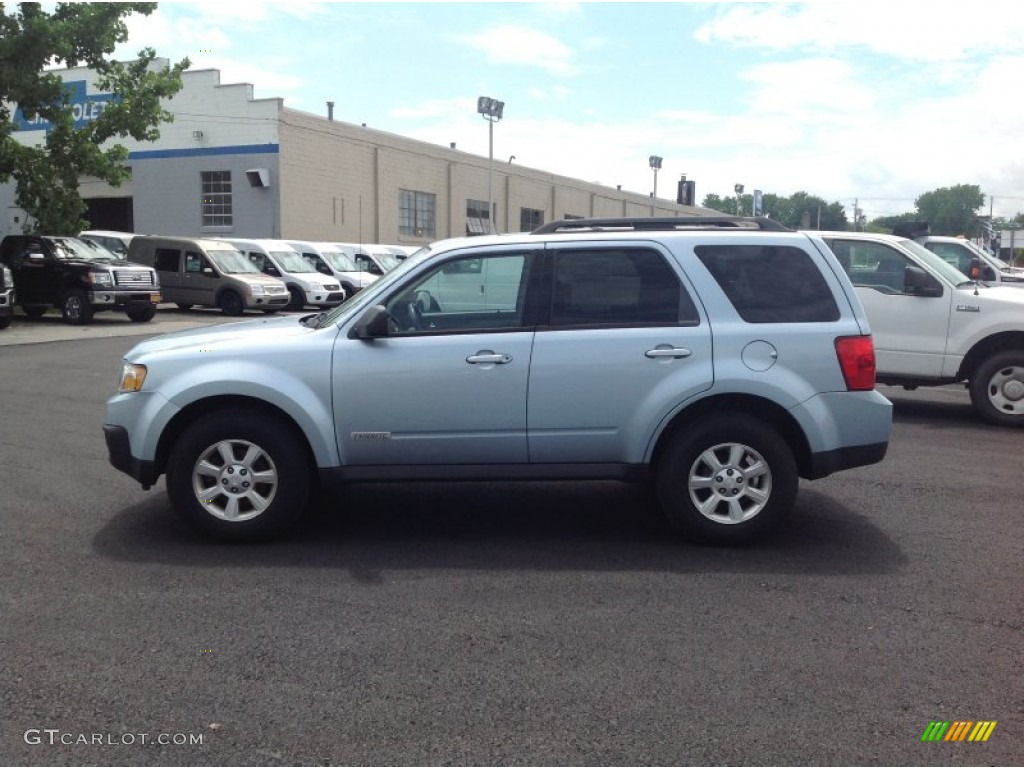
<box><xmin>322</xmin><ymin>251</ymin><xmax>358</xmax><ymax>272</ymax></box>
<box><xmin>271</xmin><ymin>251</ymin><xmax>316</xmax><ymax>273</ymax></box>
<box><xmin>50</xmin><ymin>237</ymin><xmax>118</xmax><ymax>262</ymax></box>
<box><xmin>369</xmin><ymin>252</ymin><xmax>400</xmax><ymax>270</ymax></box>
<box><xmin>208</xmin><ymin>249</ymin><xmax>261</xmax><ymax>274</ymax></box>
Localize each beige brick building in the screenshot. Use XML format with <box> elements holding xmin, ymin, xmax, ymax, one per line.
<box><xmin>3</xmin><ymin>61</ymin><xmax>713</xmax><ymax>244</ymax></box>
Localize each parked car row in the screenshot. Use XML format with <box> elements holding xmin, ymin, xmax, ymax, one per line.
<box><xmin>0</xmin><ymin>231</ymin><xmax>413</xmax><ymax>324</ymax></box>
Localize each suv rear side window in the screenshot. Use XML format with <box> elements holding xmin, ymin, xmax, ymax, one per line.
<box><xmin>549</xmin><ymin>248</ymin><xmax>697</xmax><ymax>327</ymax></box>
<box><xmin>695</xmin><ymin>245</ymin><xmax>839</xmax><ymax>323</ymax></box>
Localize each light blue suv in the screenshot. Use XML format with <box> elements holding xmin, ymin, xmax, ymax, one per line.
<box><xmin>104</xmin><ymin>217</ymin><xmax>891</xmax><ymax>544</ymax></box>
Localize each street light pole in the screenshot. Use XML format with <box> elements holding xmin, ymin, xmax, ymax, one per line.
<box><xmin>734</xmin><ymin>183</ymin><xmax>745</xmax><ymax>216</ymax></box>
<box><xmin>649</xmin><ymin>156</ymin><xmax>663</xmax><ymax>216</ymax></box>
<box><xmin>477</xmin><ymin>96</ymin><xmax>505</xmax><ymax>234</ymax></box>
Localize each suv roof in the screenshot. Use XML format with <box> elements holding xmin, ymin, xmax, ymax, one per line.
<box><xmin>531</xmin><ymin>216</ymin><xmax>792</xmax><ymax>234</ymax></box>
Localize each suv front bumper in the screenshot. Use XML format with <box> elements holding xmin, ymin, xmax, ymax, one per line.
<box><xmin>0</xmin><ymin>287</ymin><xmax>14</xmax><ymax>317</ymax></box>
<box><xmin>104</xmin><ymin>424</ymin><xmax>160</xmax><ymax>488</ymax></box>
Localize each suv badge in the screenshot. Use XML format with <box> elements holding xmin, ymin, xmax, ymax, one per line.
<box><xmin>955</xmin><ymin>304</ymin><xmax>981</xmax><ymax>313</ymax></box>
<box><xmin>351</xmin><ymin>432</ymin><xmax>391</xmax><ymax>440</ymax></box>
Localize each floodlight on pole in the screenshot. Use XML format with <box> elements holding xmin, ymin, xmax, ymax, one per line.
<box><xmin>734</xmin><ymin>183</ymin><xmax>745</xmax><ymax>215</ymax></box>
<box><xmin>649</xmin><ymin>155</ymin><xmax>663</xmax><ymax>216</ymax></box>
<box><xmin>477</xmin><ymin>96</ymin><xmax>505</xmax><ymax>234</ymax></box>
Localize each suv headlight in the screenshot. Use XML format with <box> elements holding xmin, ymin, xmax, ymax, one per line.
<box><xmin>117</xmin><ymin>363</ymin><xmax>147</xmax><ymax>393</ymax></box>
<box><xmin>86</xmin><ymin>271</ymin><xmax>113</xmax><ymax>286</ymax></box>
<box><xmin>2</xmin><ymin>265</ymin><xmax>11</xmax><ymax>288</ymax></box>
<box><xmin>249</xmin><ymin>284</ymin><xmax>266</xmax><ymax>296</ymax></box>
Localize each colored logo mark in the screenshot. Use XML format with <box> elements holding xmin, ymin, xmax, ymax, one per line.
<box><xmin>921</xmin><ymin>721</ymin><xmax>997</xmax><ymax>742</ymax></box>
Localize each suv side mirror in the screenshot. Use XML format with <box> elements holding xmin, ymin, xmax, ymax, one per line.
<box><xmin>202</xmin><ymin>266</ymin><xmax>217</xmax><ymax>277</ymax></box>
<box><xmin>906</xmin><ymin>265</ymin><xmax>942</xmax><ymax>297</ymax></box>
<box><xmin>349</xmin><ymin>305</ymin><xmax>390</xmax><ymax>340</ymax></box>
<box><xmin>969</xmin><ymin>257</ymin><xmax>982</xmax><ymax>281</ymax></box>
<box><xmin>26</xmin><ymin>252</ymin><xmax>46</xmax><ymax>261</ymax></box>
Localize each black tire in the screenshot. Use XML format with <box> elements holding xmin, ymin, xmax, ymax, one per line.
<box><xmin>286</xmin><ymin>286</ymin><xmax>305</xmax><ymax>311</ymax></box>
<box><xmin>126</xmin><ymin>303</ymin><xmax>157</xmax><ymax>323</ymax></box>
<box><xmin>61</xmin><ymin>289</ymin><xmax>94</xmax><ymax>325</ymax></box>
<box><xmin>0</xmin><ymin>315</ymin><xmax>10</xmax><ymax>330</ymax></box>
<box><xmin>166</xmin><ymin>409</ymin><xmax>312</xmax><ymax>541</ymax></box>
<box><xmin>176</xmin><ymin>303</ymin><xmax>193</xmax><ymax>311</ymax></box>
<box><xmin>656</xmin><ymin>414</ymin><xmax>798</xmax><ymax>545</ymax></box>
<box><xmin>218</xmin><ymin>290</ymin><xmax>244</xmax><ymax>316</ymax></box>
<box><xmin>22</xmin><ymin>305</ymin><xmax>47</xmax><ymax>318</ymax></box>
<box><xmin>969</xmin><ymin>351</ymin><xmax>1024</xmax><ymax>427</ymax></box>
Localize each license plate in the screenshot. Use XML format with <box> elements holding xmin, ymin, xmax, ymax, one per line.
<box><xmin>151</xmin><ymin>293</ymin><xmax>161</xmax><ymax>303</ymax></box>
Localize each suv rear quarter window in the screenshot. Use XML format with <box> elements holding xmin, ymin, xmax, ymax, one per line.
<box><xmin>548</xmin><ymin>247</ymin><xmax>698</xmax><ymax>327</ymax></box>
<box><xmin>695</xmin><ymin>245</ymin><xmax>839</xmax><ymax>323</ymax></box>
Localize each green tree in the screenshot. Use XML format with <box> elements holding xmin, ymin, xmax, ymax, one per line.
<box><xmin>914</xmin><ymin>184</ymin><xmax>985</xmax><ymax>236</ymax></box>
<box><xmin>0</xmin><ymin>2</ymin><xmax>189</xmax><ymax>233</ymax></box>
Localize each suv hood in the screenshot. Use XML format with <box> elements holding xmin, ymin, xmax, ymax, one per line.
<box><xmin>126</xmin><ymin>315</ymin><xmax>319</xmax><ymax>357</ymax></box>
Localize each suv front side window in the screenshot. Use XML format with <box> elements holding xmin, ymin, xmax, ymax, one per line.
<box><xmin>549</xmin><ymin>247</ymin><xmax>697</xmax><ymax>327</ymax></box>
<box><xmin>385</xmin><ymin>252</ymin><xmax>531</xmax><ymax>334</ymax></box>
<box><xmin>696</xmin><ymin>245</ymin><xmax>839</xmax><ymax>323</ymax></box>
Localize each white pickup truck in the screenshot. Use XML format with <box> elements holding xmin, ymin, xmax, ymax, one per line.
<box><xmin>814</xmin><ymin>231</ymin><xmax>1024</xmax><ymax>427</ymax></box>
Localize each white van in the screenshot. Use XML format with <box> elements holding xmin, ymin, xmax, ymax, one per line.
<box><xmin>336</xmin><ymin>242</ymin><xmax>402</xmax><ymax>276</ymax></box>
<box><xmin>127</xmin><ymin>236</ymin><xmax>289</xmax><ymax>315</ymax></box>
<box><xmin>220</xmin><ymin>239</ymin><xmax>345</xmax><ymax>311</ymax></box>
<box><xmin>79</xmin><ymin>230</ymin><xmax>136</xmax><ymax>258</ymax></box>
<box><xmin>285</xmin><ymin>241</ymin><xmax>379</xmax><ymax>297</ymax></box>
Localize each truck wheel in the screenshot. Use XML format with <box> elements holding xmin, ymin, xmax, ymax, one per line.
<box><xmin>61</xmin><ymin>290</ymin><xmax>94</xmax><ymax>325</ymax></box>
<box><xmin>22</xmin><ymin>306</ymin><xmax>47</xmax><ymax>318</ymax></box>
<box><xmin>166</xmin><ymin>409</ymin><xmax>312</xmax><ymax>541</ymax></box>
<box><xmin>286</xmin><ymin>286</ymin><xmax>305</xmax><ymax>311</ymax></box>
<box><xmin>656</xmin><ymin>415</ymin><xmax>798</xmax><ymax>545</ymax></box>
<box><xmin>218</xmin><ymin>290</ymin><xmax>244</xmax><ymax>316</ymax></box>
<box><xmin>126</xmin><ymin>304</ymin><xmax>157</xmax><ymax>323</ymax></box>
<box><xmin>969</xmin><ymin>351</ymin><xmax>1024</xmax><ymax>427</ymax></box>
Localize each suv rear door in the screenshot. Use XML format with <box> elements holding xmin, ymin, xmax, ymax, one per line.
<box><xmin>527</xmin><ymin>243</ymin><xmax>713</xmax><ymax>463</ymax></box>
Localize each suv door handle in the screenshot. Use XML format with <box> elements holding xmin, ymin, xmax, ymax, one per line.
<box><xmin>645</xmin><ymin>346</ymin><xmax>692</xmax><ymax>359</ymax></box>
<box><xmin>466</xmin><ymin>352</ymin><xmax>513</xmax><ymax>365</ymax></box>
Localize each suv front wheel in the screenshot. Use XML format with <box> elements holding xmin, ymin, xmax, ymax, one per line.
<box><xmin>166</xmin><ymin>409</ymin><xmax>312</xmax><ymax>541</ymax></box>
<box><xmin>656</xmin><ymin>415</ymin><xmax>797</xmax><ymax>545</ymax></box>
<box><xmin>969</xmin><ymin>351</ymin><xmax>1024</xmax><ymax>428</ymax></box>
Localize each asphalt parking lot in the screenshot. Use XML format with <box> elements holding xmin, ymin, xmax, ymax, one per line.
<box><xmin>1</xmin><ymin>309</ymin><xmax>1021</xmax><ymax>766</ymax></box>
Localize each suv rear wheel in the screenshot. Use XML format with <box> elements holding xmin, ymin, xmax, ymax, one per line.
<box><xmin>656</xmin><ymin>415</ymin><xmax>797</xmax><ymax>544</ymax></box>
<box><xmin>61</xmin><ymin>289</ymin><xmax>94</xmax><ymax>325</ymax></box>
<box><xmin>166</xmin><ymin>409</ymin><xmax>312</xmax><ymax>541</ymax></box>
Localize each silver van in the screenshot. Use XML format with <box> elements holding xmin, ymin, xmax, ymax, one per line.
<box><xmin>127</xmin><ymin>236</ymin><xmax>289</xmax><ymax>315</ymax></box>
<box><xmin>220</xmin><ymin>238</ymin><xmax>345</xmax><ymax>311</ymax></box>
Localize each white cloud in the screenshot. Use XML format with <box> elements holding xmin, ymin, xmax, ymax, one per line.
<box><xmin>695</xmin><ymin>2</ymin><xmax>1024</xmax><ymax>62</ymax></box>
<box><xmin>451</xmin><ymin>25</ymin><xmax>579</xmax><ymax>76</ymax></box>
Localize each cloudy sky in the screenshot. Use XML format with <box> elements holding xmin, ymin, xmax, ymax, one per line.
<box><xmin>115</xmin><ymin>1</ymin><xmax>1024</xmax><ymax>220</ymax></box>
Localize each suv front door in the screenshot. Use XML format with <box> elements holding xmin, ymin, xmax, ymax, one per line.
<box><xmin>333</xmin><ymin>246</ymin><xmax>541</xmax><ymax>465</ymax></box>
<box><xmin>527</xmin><ymin>244</ymin><xmax>713</xmax><ymax>463</ymax></box>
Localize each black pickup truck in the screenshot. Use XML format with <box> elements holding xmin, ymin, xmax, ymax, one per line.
<box><xmin>0</xmin><ymin>235</ymin><xmax>160</xmax><ymax>324</ymax></box>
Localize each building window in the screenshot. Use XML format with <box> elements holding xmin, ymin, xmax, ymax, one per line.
<box><xmin>400</xmin><ymin>189</ymin><xmax>436</xmax><ymax>238</ymax></box>
<box><xmin>466</xmin><ymin>198</ymin><xmax>493</xmax><ymax>236</ymax></box>
<box><xmin>200</xmin><ymin>171</ymin><xmax>233</xmax><ymax>227</ymax></box>
<box><xmin>520</xmin><ymin>207</ymin><xmax>544</xmax><ymax>232</ymax></box>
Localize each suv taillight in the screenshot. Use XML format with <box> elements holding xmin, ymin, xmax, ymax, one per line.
<box><xmin>835</xmin><ymin>336</ymin><xmax>876</xmax><ymax>391</ymax></box>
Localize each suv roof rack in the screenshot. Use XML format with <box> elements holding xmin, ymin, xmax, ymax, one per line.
<box><xmin>530</xmin><ymin>216</ymin><xmax>792</xmax><ymax>235</ymax></box>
